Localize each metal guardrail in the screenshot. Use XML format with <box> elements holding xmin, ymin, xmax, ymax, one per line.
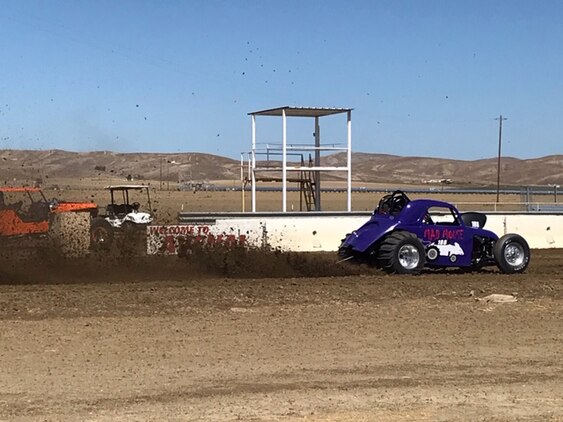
<box><xmin>524</xmin><ymin>204</ymin><xmax>563</xmax><ymax>212</ymax></box>
<box><xmin>177</xmin><ymin>204</ymin><xmax>563</xmax><ymax>223</ymax></box>
<box><xmin>184</xmin><ymin>185</ymin><xmax>560</xmax><ymax>196</ymax></box>
<box><xmin>450</xmin><ymin>202</ymin><xmax>563</xmax><ymax>212</ymax></box>
<box><xmin>175</xmin><ymin>185</ymin><xmax>562</xmax><ymax>217</ymax></box>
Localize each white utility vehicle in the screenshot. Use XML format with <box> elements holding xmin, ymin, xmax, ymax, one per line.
<box><xmin>90</xmin><ymin>185</ymin><xmax>154</xmax><ymax>250</ymax></box>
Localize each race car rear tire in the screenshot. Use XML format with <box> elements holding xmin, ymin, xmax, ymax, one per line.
<box><xmin>377</xmin><ymin>231</ymin><xmax>425</xmax><ymax>274</ymax></box>
<box><xmin>494</xmin><ymin>233</ymin><xmax>530</xmax><ymax>274</ymax></box>
<box><xmin>90</xmin><ymin>218</ymin><xmax>114</xmax><ymax>251</ymax></box>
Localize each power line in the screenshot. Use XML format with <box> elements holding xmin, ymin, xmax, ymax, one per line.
<box><xmin>495</xmin><ymin>115</ymin><xmax>508</xmax><ymax>203</ymax></box>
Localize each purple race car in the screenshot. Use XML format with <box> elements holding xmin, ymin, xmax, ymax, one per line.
<box><xmin>338</xmin><ymin>191</ymin><xmax>530</xmax><ymax>274</ymax></box>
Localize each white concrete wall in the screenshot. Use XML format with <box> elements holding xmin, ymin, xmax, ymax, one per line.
<box><xmin>148</xmin><ymin>214</ymin><xmax>563</xmax><ymax>255</ymax></box>
<box><xmin>147</xmin><ymin>219</ymin><xmax>267</xmax><ymax>255</ymax></box>
<box><xmin>261</xmin><ymin>216</ymin><xmax>370</xmax><ymax>252</ymax></box>
<box><xmin>486</xmin><ymin>214</ymin><xmax>562</xmax><ymax>249</ymax></box>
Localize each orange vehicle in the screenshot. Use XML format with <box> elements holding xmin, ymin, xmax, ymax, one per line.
<box><xmin>0</xmin><ymin>187</ymin><xmax>97</xmax><ymax>238</ymax></box>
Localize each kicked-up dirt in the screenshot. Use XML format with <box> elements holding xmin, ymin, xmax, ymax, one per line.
<box><xmin>0</xmin><ymin>249</ymin><xmax>562</xmax><ymax>421</ymax></box>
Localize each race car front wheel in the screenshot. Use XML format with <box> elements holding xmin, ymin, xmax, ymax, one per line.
<box><xmin>494</xmin><ymin>233</ymin><xmax>530</xmax><ymax>274</ymax></box>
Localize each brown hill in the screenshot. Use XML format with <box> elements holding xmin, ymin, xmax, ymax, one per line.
<box><xmin>0</xmin><ymin>149</ymin><xmax>561</xmax><ymax>187</ymax></box>
<box><xmin>0</xmin><ymin>150</ymin><xmax>240</xmax><ymax>185</ymax></box>
<box><xmin>323</xmin><ymin>152</ymin><xmax>563</xmax><ymax>186</ymax></box>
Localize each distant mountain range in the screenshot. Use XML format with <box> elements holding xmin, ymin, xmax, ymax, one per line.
<box><xmin>1</xmin><ymin>149</ymin><xmax>561</xmax><ymax>187</ymax></box>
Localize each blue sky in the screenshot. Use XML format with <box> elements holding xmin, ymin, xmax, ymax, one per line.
<box><xmin>1</xmin><ymin>0</ymin><xmax>562</xmax><ymax>160</ymax></box>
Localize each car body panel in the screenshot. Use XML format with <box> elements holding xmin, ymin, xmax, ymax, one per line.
<box><xmin>0</xmin><ymin>209</ymin><xmax>50</xmax><ymax>236</ymax></box>
<box><xmin>340</xmin><ymin>196</ymin><xmax>499</xmax><ymax>269</ymax></box>
<box><xmin>0</xmin><ymin>187</ymin><xmax>97</xmax><ymax>238</ymax></box>
<box><xmin>52</xmin><ymin>202</ymin><xmax>97</xmax><ymax>214</ymax></box>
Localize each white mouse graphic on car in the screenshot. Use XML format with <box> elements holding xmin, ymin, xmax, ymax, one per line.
<box><xmin>426</xmin><ymin>240</ymin><xmax>464</xmax><ymax>262</ymax></box>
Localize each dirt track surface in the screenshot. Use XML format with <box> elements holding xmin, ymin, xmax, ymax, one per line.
<box><xmin>1</xmin><ymin>249</ymin><xmax>562</xmax><ymax>421</ymax></box>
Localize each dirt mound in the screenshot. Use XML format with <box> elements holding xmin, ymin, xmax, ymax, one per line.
<box><xmin>0</xmin><ymin>248</ymin><xmax>375</xmax><ymax>285</ymax></box>
<box><xmin>2</xmin><ymin>244</ymin><xmax>560</xmax><ymax>287</ymax></box>
<box><xmin>181</xmin><ymin>246</ymin><xmax>378</xmax><ymax>279</ymax></box>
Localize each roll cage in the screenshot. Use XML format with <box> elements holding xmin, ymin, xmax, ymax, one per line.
<box><xmin>104</xmin><ymin>185</ymin><xmax>153</xmax><ymax>217</ymax></box>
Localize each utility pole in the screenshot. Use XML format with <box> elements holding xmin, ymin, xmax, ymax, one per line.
<box><xmin>495</xmin><ymin>115</ymin><xmax>507</xmax><ymax>203</ymax></box>
<box><xmin>167</xmin><ymin>160</ymin><xmax>170</xmax><ymax>191</ymax></box>
<box><xmin>159</xmin><ymin>157</ymin><xmax>163</xmax><ymax>190</ymax></box>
